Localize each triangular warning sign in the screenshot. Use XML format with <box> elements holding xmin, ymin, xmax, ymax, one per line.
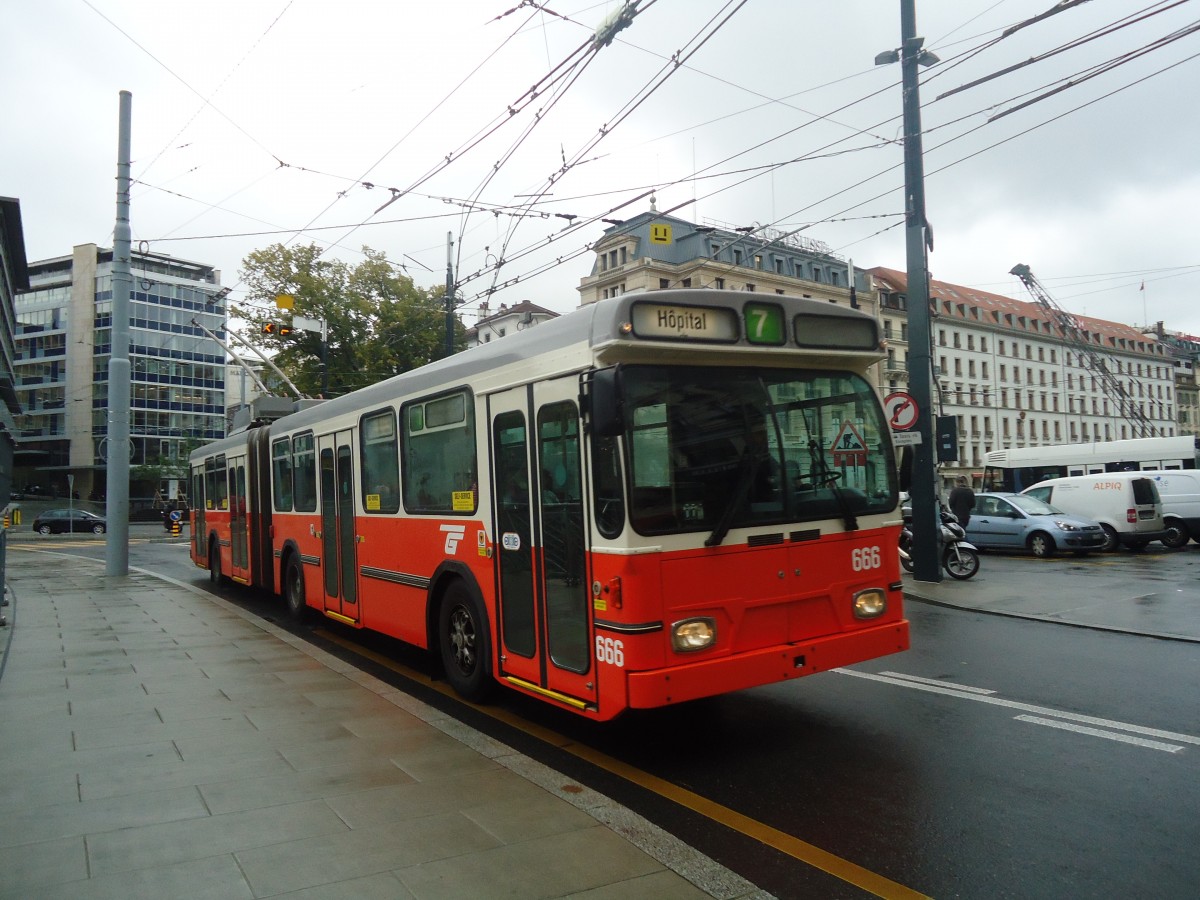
<box><xmin>831</xmin><ymin>421</ymin><xmax>867</xmax><ymax>467</ymax></box>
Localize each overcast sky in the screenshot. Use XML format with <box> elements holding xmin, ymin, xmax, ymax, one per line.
<box><xmin>4</xmin><ymin>0</ymin><xmax>1198</xmax><ymax>338</ymax></box>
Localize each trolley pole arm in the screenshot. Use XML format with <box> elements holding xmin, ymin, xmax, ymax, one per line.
<box><xmin>225</xmin><ymin>328</ymin><xmax>308</xmax><ymax>401</ymax></box>
<box><xmin>189</xmin><ymin>318</ymin><xmax>272</xmax><ymax>397</ymax></box>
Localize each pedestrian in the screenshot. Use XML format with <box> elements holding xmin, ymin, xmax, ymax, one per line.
<box><xmin>948</xmin><ymin>476</ymin><xmax>976</xmax><ymax>526</ymax></box>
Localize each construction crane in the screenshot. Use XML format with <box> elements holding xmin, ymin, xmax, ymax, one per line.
<box><xmin>1009</xmin><ymin>264</ymin><xmax>1157</xmax><ymax>438</ymax></box>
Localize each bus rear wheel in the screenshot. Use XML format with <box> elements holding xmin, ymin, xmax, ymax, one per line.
<box><xmin>208</xmin><ymin>543</ymin><xmax>223</xmax><ymax>586</ymax></box>
<box><xmin>438</xmin><ymin>582</ymin><xmax>494</xmax><ymax>702</ymax></box>
<box><xmin>284</xmin><ymin>555</ymin><xmax>308</xmax><ymax>619</ymax></box>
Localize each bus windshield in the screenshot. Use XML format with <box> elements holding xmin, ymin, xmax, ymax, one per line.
<box><xmin>619</xmin><ymin>365</ymin><xmax>896</xmax><ymax>537</ymax></box>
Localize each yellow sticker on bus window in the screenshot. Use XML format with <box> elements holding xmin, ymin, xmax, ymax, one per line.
<box><xmin>452</xmin><ymin>490</ymin><xmax>474</xmax><ymax>511</ymax></box>
<box><xmin>365</xmin><ymin>494</ymin><xmax>381</xmax><ymax>511</ymax></box>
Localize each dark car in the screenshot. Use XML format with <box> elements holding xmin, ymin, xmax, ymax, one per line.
<box><xmin>966</xmin><ymin>493</ymin><xmax>1105</xmax><ymax>558</ymax></box>
<box><xmin>31</xmin><ymin>508</ymin><xmax>107</xmax><ymax>535</ymax></box>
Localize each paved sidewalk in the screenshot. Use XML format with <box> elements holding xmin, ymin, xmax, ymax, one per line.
<box><xmin>902</xmin><ymin>555</ymin><xmax>1200</xmax><ymax>643</ymax></box>
<box><xmin>0</xmin><ymin>548</ymin><xmax>766</xmax><ymax>900</ymax></box>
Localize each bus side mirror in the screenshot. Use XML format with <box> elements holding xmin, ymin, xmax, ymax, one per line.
<box><xmin>588</xmin><ymin>367</ymin><xmax>625</xmax><ymax>437</ymax></box>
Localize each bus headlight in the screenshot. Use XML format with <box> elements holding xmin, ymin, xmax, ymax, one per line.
<box><xmin>671</xmin><ymin>617</ymin><xmax>716</xmax><ymax>652</ymax></box>
<box><xmin>853</xmin><ymin>589</ymin><xmax>887</xmax><ymax>619</ymax></box>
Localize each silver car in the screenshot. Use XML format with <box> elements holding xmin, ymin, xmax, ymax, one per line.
<box><xmin>965</xmin><ymin>493</ymin><xmax>1105</xmax><ymax>558</ymax></box>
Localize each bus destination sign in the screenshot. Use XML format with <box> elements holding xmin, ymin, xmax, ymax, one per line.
<box><xmin>630</xmin><ymin>303</ymin><xmax>739</xmax><ymax>342</ymax></box>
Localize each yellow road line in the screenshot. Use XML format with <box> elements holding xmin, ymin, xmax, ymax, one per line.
<box><xmin>315</xmin><ymin>628</ymin><xmax>929</xmax><ymax>900</ymax></box>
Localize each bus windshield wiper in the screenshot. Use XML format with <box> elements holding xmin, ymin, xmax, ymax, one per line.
<box><xmin>705</xmin><ymin>450</ymin><xmax>758</xmax><ymax>547</ymax></box>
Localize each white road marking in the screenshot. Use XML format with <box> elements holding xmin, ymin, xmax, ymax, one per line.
<box><xmin>1014</xmin><ymin>715</ymin><xmax>1184</xmax><ymax>753</ymax></box>
<box><xmin>834</xmin><ymin>668</ymin><xmax>1199</xmax><ymax>750</ymax></box>
<box><xmin>879</xmin><ymin>671</ymin><xmax>997</xmax><ymax>694</ymax></box>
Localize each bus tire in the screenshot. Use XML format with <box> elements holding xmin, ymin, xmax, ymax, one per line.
<box><xmin>209</xmin><ymin>543</ymin><xmax>223</xmax><ymax>586</ymax></box>
<box><xmin>438</xmin><ymin>581</ymin><xmax>494</xmax><ymax>702</ymax></box>
<box><xmin>284</xmin><ymin>554</ymin><xmax>309</xmax><ymax>620</ymax></box>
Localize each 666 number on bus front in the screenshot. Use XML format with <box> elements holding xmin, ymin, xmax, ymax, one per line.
<box><xmin>851</xmin><ymin>545</ymin><xmax>883</xmax><ymax>572</ymax></box>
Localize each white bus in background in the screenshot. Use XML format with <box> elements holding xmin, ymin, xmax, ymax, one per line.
<box><xmin>982</xmin><ymin>435</ymin><xmax>1200</xmax><ymax>493</ymax></box>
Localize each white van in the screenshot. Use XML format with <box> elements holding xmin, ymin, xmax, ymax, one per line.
<box><xmin>1144</xmin><ymin>470</ymin><xmax>1200</xmax><ymax>549</ymax></box>
<box><xmin>1021</xmin><ymin>473</ymin><xmax>1166</xmax><ymax>551</ymax></box>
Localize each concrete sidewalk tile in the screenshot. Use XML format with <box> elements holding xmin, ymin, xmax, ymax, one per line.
<box><xmin>198</xmin><ymin>760</ymin><xmax>418</xmax><ymax>815</ymax></box>
<box><xmin>563</xmin><ymin>869</ymin><xmax>715</xmax><ymax>899</ymax></box>
<box><xmin>0</xmin><ymin>835</ymin><xmax>89</xmax><ymax>895</ymax></box>
<box><xmin>85</xmin><ymin>798</ymin><xmax>349</xmax><ymax>875</ymax></box>
<box><xmin>462</xmin><ymin>789</ymin><xmax>599</xmax><ymax>845</ymax></box>
<box><xmin>1</xmin><ymin>738</ymin><xmax>184</xmax><ymax>783</ymax></box>
<box><xmin>325</xmin><ymin>768</ymin><xmax>538</xmax><ymax>830</ymax></box>
<box><xmin>256</xmin><ymin>871</ymin><xmax>416</xmax><ymax>899</ymax></box>
<box><xmin>79</xmin><ymin>754</ymin><xmax>292</xmax><ymax>802</ymax></box>
<box><xmin>235</xmin><ymin>810</ymin><xmax>501</xmax><ymax>896</ymax></box>
<box><xmin>0</xmin><ymin>770</ymin><xmax>80</xmax><ymax>813</ymax></box>
<box><xmin>71</xmin><ymin>709</ymin><xmax>253</xmax><ymax>751</ymax></box>
<box><xmin>394</xmin><ymin>825</ymin><xmax>666</xmax><ymax>900</ymax></box>
<box><xmin>32</xmin><ymin>853</ymin><xmax>254</xmax><ymax>900</ymax></box>
<box><xmin>0</xmin><ymin>785</ymin><xmax>209</xmax><ymax>849</ymax></box>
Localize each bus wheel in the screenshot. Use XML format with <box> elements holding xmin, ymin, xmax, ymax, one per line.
<box><xmin>284</xmin><ymin>555</ymin><xmax>308</xmax><ymax>620</ymax></box>
<box><xmin>438</xmin><ymin>582</ymin><xmax>494</xmax><ymax>702</ymax></box>
<box><xmin>208</xmin><ymin>544</ymin><xmax>223</xmax><ymax>586</ymax></box>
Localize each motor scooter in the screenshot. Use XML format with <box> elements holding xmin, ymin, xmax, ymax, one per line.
<box><xmin>899</xmin><ymin>507</ymin><xmax>979</xmax><ymax>580</ymax></box>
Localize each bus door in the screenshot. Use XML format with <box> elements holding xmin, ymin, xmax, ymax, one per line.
<box><xmin>490</xmin><ymin>382</ymin><xmax>595</xmax><ymax>709</ymax></box>
<box><xmin>228</xmin><ymin>455</ymin><xmax>250</xmax><ymax>583</ymax></box>
<box><xmin>191</xmin><ymin>466</ymin><xmax>206</xmax><ymax>563</ymax></box>
<box><xmin>318</xmin><ymin>430</ymin><xmax>359</xmax><ymax>623</ymax></box>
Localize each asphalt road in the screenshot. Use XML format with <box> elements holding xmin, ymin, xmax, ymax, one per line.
<box><xmin>11</xmin><ymin>538</ymin><xmax>1199</xmax><ymax>899</ymax></box>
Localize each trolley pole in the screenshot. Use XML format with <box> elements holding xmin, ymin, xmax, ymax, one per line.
<box><xmin>895</xmin><ymin>0</ymin><xmax>942</xmax><ymax>581</ymax></box>
<box><xmin>444</xmin><ymin>232</ymin><xmax>455</xmax><ymax>358</ymax></box>
<box><xmin>106</xmin><ymin>90</ymin><xmax>133</xmax><ymax>577</ymax></box>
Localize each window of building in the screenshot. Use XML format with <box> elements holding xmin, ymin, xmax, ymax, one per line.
<box><xmin>967</xmin><ymin>334</ymin><xmax>975</xmax><ymax>351</ymax></box>
<box><xmin>659</xmin><ymin>278</ymin><xmax>670</xmax><ymax>289</ymax></box>
<box><xmin>938</xmin><ymin>329</ymin><xmax>947</xmax><ymax>347</ymax></box>
<box><xmin>681</xmin><ymin>278</ymin><xmax>692</xmax><ymax>288</ymax></box>
<box><xmin>715</xmin><ymin>277</ymin><xmax>725</xmax><ymax>289</ymax></box>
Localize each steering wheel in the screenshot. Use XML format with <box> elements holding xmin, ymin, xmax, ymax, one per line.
<box><xmin>793</xmin><ymin>470</ymin><xmax>842</xmax><ymax>488</ymax></box>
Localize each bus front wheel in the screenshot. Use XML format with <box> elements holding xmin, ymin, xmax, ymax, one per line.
<box><xmin>438</xmin><ymin>582</ymin><xmax>494</xmax><ymax>702</ymax></box>
<box><xmin>208</xmin><ymin>544</ymin><xmax>223</xmax><ymax>586</ymax></box>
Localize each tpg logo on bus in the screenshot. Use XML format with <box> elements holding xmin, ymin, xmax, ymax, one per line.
<box><xmin>440</xmin><ymin>524</ymin><xmax>466</xmax><ymax>554</ymax></box>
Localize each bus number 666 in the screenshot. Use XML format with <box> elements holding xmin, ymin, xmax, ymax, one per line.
<box><xmin>851</xmin><ymin>546</ymin><xmax>882</xmax><ymax>571</ymax></box>
<box><xmin>596</xmin><ymin>636</ymin><xmax>625</xmax><ymax>667</ymax></box>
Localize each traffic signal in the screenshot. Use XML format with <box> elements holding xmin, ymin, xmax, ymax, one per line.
<box><xmin>278</xmin><ymin>323</ymin><xmax>293</xmax><ymax>336</ymax></box>
<box><xmin>263</xmin><ymin>321</ymin><xmax>277</xmax><ymax>335</ymax></box>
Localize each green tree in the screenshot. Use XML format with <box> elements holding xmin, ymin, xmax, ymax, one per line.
<box><xmin>238</xmin><ymin>244</ymin><xmax>465</xmax><ymax>397</ymax></box>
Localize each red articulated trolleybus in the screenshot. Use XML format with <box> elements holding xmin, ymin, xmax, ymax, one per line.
<box><xmin>190</xmin><ymin>290</ymin><xmax>909</xmax><ymax>720</ymax></box>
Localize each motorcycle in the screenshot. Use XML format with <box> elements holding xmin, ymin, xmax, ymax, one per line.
<box><xmin>899</xmin><ymin>508</ymin><xmax>980</xmax><ymax>580</ymax></box>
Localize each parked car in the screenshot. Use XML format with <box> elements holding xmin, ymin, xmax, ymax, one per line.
<box><xmin>1144</xmin><ymin>470</ymin><xmax>1200</xmax><ymax>548</ymax></box>
<box><xmin>31</xmin><ymin>508</ymin><xmax>107</xmax><ymax>535</ymax></box>
<box><xmin>965</xmin><ymin>492</ymin><xmax>1106</xmax><ymax>558</ymax></box>
<box><xmin>1021</xmin><ymin>473</ymin><xmax>1166</xmax><ymax>551</ymax></box>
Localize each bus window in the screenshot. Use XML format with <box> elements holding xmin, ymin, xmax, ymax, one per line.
<box><xmin>402</xmin><ymin>391</ymin><xmax>477</xmax><ymax>514</ymax></box>
<box><xmin>293</xmin><ymin>433</ymin><xmax>317</xmax><ymax>512</ymax></box>
<box><xmin>591</xmin><ymin>433</ymin><xmax>625</xmax><ymax>538</ymax></box>
<box><xmin>272</xmin><ymin>438</ymin><xmax>293</xmax><ymax>511</ymax></box>
<box><xmin>360</xmin><ymin>409</ymin><xmax>400</xmax><ymax>513</ymax></box>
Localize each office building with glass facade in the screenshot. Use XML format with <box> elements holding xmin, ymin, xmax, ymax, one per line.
<box><xmin>13</xmin><ymin>243</ymin><xmax>226</xmax><ymax>500</ymax></box>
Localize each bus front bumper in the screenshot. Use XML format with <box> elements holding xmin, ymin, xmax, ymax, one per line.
<box><xmin>625</xmin><ymin>620</ymin><xmax>910</xmax><ymax>709</ymax></box>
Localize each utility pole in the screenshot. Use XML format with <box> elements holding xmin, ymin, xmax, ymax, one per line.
<box><xmin>878</xmin><ymin>1</ymin><xmax>942</xmax><ymax>582</ymax></box>
<box><xmin>106</xmin><ymin>90</ymin><xmax>132</xmax><ymax>577</ymax></box>
<box><xmin>444</xmin><ymin>231</ymin><xmax>455</xmax><ymax>358</ymax></box>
